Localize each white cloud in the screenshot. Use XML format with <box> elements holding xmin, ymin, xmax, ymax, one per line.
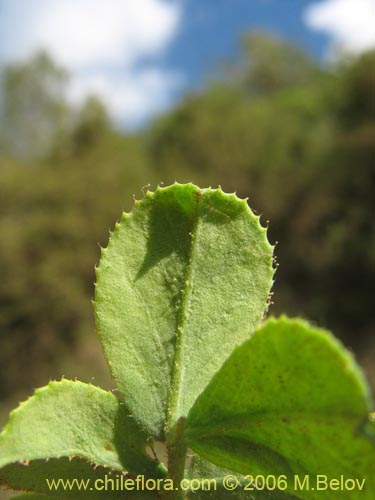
<box><xmin>304</xmin><ymin>0</ymin><xmax>375</xmax><ymax>56</ymax></box>
<box><xmin>69</xmin><ymin>69</ymin><xmax>184</xmax><ymax>127</ymax></box>
<box><xmin>0</xmin><ymin>0</ymin><xmax>183</xmax><ymax>127</ymax></box>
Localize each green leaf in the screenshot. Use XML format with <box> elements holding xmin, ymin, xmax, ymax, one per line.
<box><xmin>186</xmin><ymin>486</ymin><xmax>297</xmax><ymax>499</ymax></box>
<box><xmin>185</xmin><ymin>455</ymin><xmax>300</xmax><ymax>499</ymax></box>
<box><xmin>187</xmin><ymin>492</ymin><xmax>296</xmax><ymax>500</ymax></box>
<box><xmin>0</xmin><ymin>379</ymin><xmax>162</xmax><ymax>483</ymax></box>
<box><xmin>8</xmin><ymin>490</ymin><xmax>158</xmax><ymax>500</ymax></box>
<box><xmin>1</xmin><ymin>457</ymin><xmax>102</xmax><ymax>498</ymax></box>
<box><xmin>186</xmin><ymin>317</ymin><xmax>375</xmax><ymax>500</ymax></box>
<box><xmin>95</xmin><ymin>183</ymin><xmax>274</xmax><ymax>438</ymax></box>
<box><xmin>1</xmin><ymin>458</ymin><xmax>160</xmax><ymax>499</ymax></box>
<box><xmin>6</xmin><ymin>495</ymin><xmax>61</xmax><ymax>500</ymax></box>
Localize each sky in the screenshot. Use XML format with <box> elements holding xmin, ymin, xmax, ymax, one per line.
<box><xmin>0</xmin><ymin>0</ymin><xmax>374</xmax><ymax>128</ymax></box>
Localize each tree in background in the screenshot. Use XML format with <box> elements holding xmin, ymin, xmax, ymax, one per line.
<box><xmin>0</xmin><ymin>52</ymin><xmax>70</xmax><ymax>158</ymax></box>
<box><xmin>147</xmin><ymin>35</ymin><xmax>374</xmax><ymax>356</ymax></box>
<box><xmin>0</xmin><ymin>35</ymin><xmax>373</xmax><ymax>420</ymax></box>
<box><xmin>0</xmin><ymin>52</ymin><xmax>156</xmax><ymax>410</ymax></box>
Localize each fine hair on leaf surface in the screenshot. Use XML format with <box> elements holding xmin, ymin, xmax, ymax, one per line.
<box><xmin>0</xmin><ymin>183</ymin><xmax>373</xmax><ymax>500</ymax></box>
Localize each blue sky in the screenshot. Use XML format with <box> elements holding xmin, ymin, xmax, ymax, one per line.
<box><xmin>0</xmin><ymin>0</ymin><xmax>374</xmax><ymax>128</ymax></box>
<box><xmin>166</xmin><ymin>0</ymin><xmax>329</xmax><ymax>89</ymax></box>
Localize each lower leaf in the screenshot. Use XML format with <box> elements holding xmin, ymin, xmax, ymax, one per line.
<box><xmin>4</xmin><ymin>492</ymin><xmax>65</xmax><ymax>499</ymax></box>
<box><xmin>186</xmin><ymin>317</ymin><xmax>375</xmax><ymax>500</ymax></box>
<box><xmin>0</xmin><ymin>379</ymin><xmax>163</xmax><ymax>496</ymax></box>
<box><xmin>1</xmin><ymin>457</ymin><xmax>160</xmax><ymax>499</ymax></box>
<box><xmin>8</xmin><ymin>491</ymin><xmax>158</xmax><ymax>500</ymax></box>
<box><xmin>185</xmin><ymin>454</ymin><xmax>300</xmax><ymax>499</ymax></box>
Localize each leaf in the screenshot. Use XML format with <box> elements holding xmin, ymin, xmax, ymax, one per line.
<box><xmin>8</xmin><ymin>488</ymin><xmax>158</xmax><ymax>500</ymax></box>
<box><xmin>186</xmin><ymin>486</ymin><xmax>297</xmax><ymax>500</ymax></box>
<box><xmin>187</xmin><ymin>493</ymin><xmax>295</xmax><ymax>500</ymax></box>
<box><xmin>0</xmin><ymin>458</ymin><xmax>159</xmax><ymax>499</ymax></box>
<box><xmin>185</xmin><ymin>454</ymin><xmax>300</xmax><ymax>499</ymax></box>
<box><xmin>95</xmin><ymin>183</ymin><xmax>274</xmax><ymax>438</ymax></box>
<box><xmin>186</xmin><ymin>317</ymin><xmax>375</xmax><ymax>500</ymax></box>
<box><xmin>0</xmin><ymin>379</ymin><xmax>162</xmax><ymax>486</ymax></box>
<box><xmin>0</xmin><ymin>457</ymin><xmax>103</xmax><ymax>498</ymax></box>
<box><xmin>6</xmin><ymin>495</ymin><xmax>61</xmax><ymax>500</ymax></box>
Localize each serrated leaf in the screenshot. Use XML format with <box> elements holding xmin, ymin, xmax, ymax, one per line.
<box><xmin>95</xmin><ymin>183</ymin><xmax>274</xmax><ymax>438</ymax></box>
<box><xmin>0</xmin><ymin>379</ymin><xmax>162</xmax><ymax>484</ymax></box>
<box><xmin>186</xmin><ymin>317</ymin><xmax>375</xmax><ymax>500</ymax></box>
<box><xmin>0</xmin><ymin>457</ymin><xmax>159</xmax><ymax>499</ymax></box>
<box><xmin>1</xmin><ymin>457</ymin><xmax>105</xmax><ymax>498</ymax></box>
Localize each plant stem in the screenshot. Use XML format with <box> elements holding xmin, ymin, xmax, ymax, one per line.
<box><xmin>164</xmin><ymin>416</ymin><xmax>188</xmax><ymax>500</ymax></box>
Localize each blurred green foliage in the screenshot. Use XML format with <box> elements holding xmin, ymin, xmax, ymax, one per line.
<box><xmin>0</xmin><ymin>35</ymin><xmax>374</xmax><ymax>419</ymax></box>
<box><xmin>0</xmin><ymin>52</ymin><xmax>69</xmax><ymax>158</ymax></box>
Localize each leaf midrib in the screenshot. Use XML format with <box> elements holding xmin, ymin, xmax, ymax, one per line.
<box><xmin>167</xmin><ymin>191</ymin><xmax>202</xmax><ymax>431</ymax></box>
